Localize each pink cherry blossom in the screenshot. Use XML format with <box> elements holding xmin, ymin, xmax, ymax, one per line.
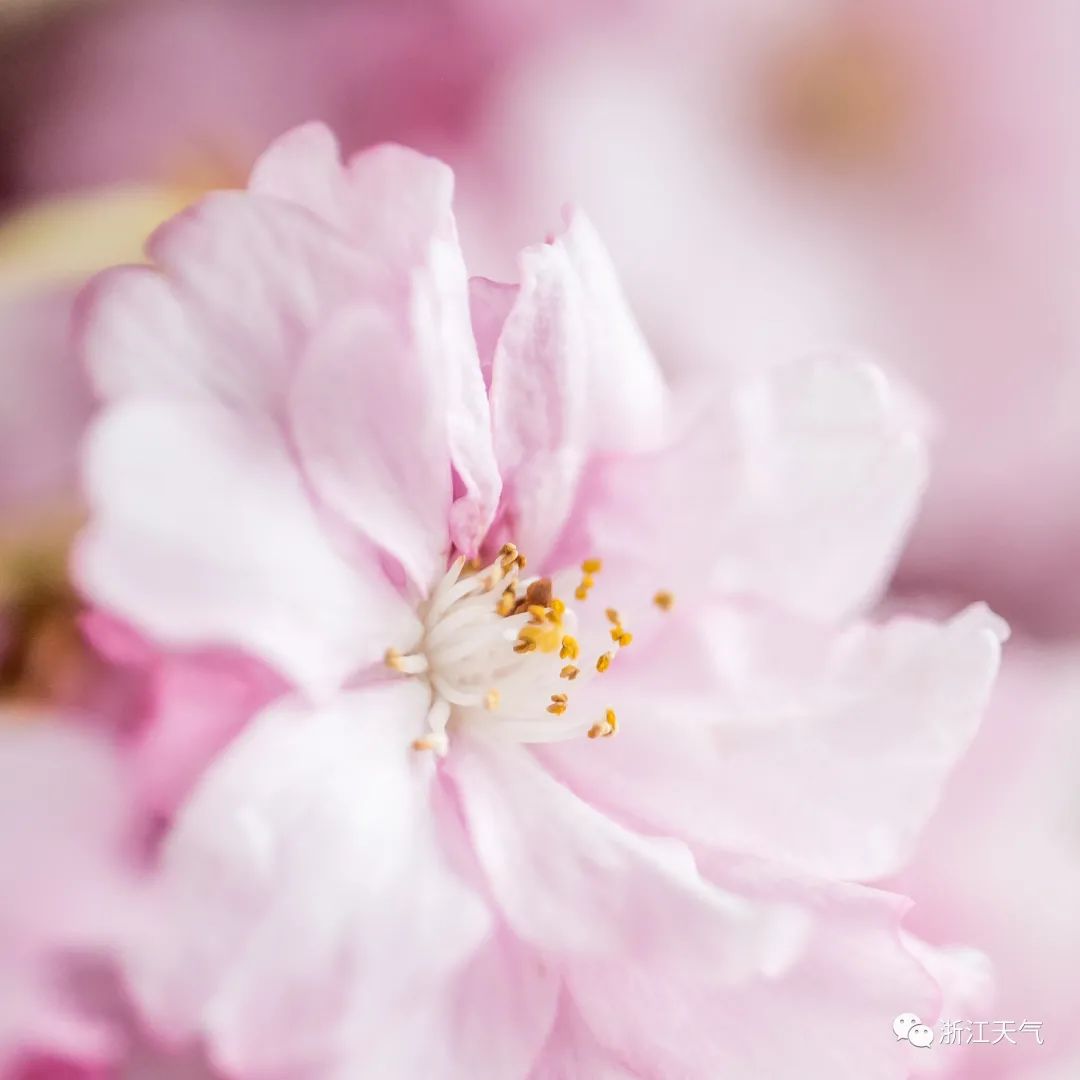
<box><xmin>75</xmin><ymin>123</ymin><xmax>1004</xmax><ymax>1077</ymax></box>
<box><xmin>0</xmin><ymin>719</ymin><xmax>141</xmax><ymax>1072</ymax></box>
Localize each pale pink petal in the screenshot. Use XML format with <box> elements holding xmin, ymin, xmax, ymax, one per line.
<box><xmin>561</xmin><ymin>861</ymin><xmax>943</xmax><ymax>1080</ymax></box>
<box><xmin>717</xmin><ymin>356</ymin><xmax>928</xmax><ymax>620</ymax></box>
<box><xmin>588</xmin><ymin>355</ymin><xmax>928</xmax><ymax>622</ymax></box>
<box><xmin>448</xmin><ymin>736</ymin><xmax>805</xmax><ymax>980</ymax></box>
<box><xmin>127</xmin><ymin>684</ymin><xmax>489</xmax><ymax>1078</ymax></box>
<box><xmin>289</xmin><ymin>305</ymin><xmax>452</xmax><ymax>591</ymax></box>
<box><xmin>130</xmin><ymin>653</ymin><xmax>283</xmax><ymax>820</ymax></box>
<box><xmin>468</xmin><ymin>276</ymin><xmax>517</xmax><ymax>390</ymax></box>
<box><xmin>488</xmin><ymin>210</ymin><xmax>668</xmax><ymax>565</ymax></box>
<box><xmin>903</xmin><ymin>933</ymin><xmax>995</xmax><ymax>1023</ymax></box>
<box><xmin>350</xmin><ymin>144</ymin><xmax>501</xmax><ymax>557</ymax></box>
<box><xmin>540</xmin><ymin>604</ymin><xmax>1004</xmax><ymax>882</ymax></box>
<box><xmin>246</xmin><ymin>122</ymin><xmax>353</xmax><ymax>229</ymax></box>
<box><xmin>528</xmin><ymin>995</ymin><xmax>639</xmax><ymax>1080</ymax></box>
<box><xmin>891</xmin><ymin>639</ymin><xmax>1080</xmax><ymax>1076</ymax></box>
<box><xmin>689</xmin><ymin>604</ymin><xmax>1006</xmax><ymax>881</ymax></box>
<box><xmin>487</xmin><ymin>239</ymin><xmax>589</xmax><ymax>562</ymax></box>
<box><xmin>249</xmin><ymin>124</ymin><xmax>451</xmax><ymax>270</ymax></box>
<box><xmin>251</xmin><ymin>124</ymin><xmax>500</xmax><ymax>552</ymax></box>
<box><xmin>359</xmin><ymin>926</ymin><xmax>559</xmax><ymax>1080</ymax></box>
<box><xmin>553</xmin><ymin>210</ymin><xmax>669</xmax><ymax>453</ymax></box>
<box><xmin>77</xmin><ymin>399</ymin><xmax>416</xmax><ymax>699</ymax></box>
<box><xmin>902</xmin><ymin>933</ymin><xmax>994</xmax><ymax>1078</ymax></box>
<box><xmin>79</xmin><ymin>191</ymin><xmax>384</xmax><ymax>412</ymax></box>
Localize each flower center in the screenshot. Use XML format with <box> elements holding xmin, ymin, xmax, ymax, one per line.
<box><xmin>385</xmin><ymin>544</ymin><xmax>630</xmax><ymax>755</ymax></box>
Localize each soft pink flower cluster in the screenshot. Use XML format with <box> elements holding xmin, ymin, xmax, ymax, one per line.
<box><xmin>1</xmin><ymin>123</ymin><xmax>1008</xmax><ymax>1077</ymax></box>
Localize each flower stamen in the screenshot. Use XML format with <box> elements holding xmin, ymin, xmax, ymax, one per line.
<box><xmin>588</xmin><ymin>708</ymin><xmax>618</xmax><ymax>739</ymax></box>
<box><xmin>383</xmin><ymin>546</ymin><xmax>637</xmax><ymax>753</ymax></box>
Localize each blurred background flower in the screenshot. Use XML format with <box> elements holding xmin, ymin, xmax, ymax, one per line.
<box><xmin>1</xmin><ymin>0</ymin><xmax>1078</xmax><ymax>1076</ymax></box>
<box><xmin>451</xmin><ymin>0</ymin><xmax>1080</xmax><ymax>637</ymax></box>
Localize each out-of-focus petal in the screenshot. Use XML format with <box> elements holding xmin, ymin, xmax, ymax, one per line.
<box><xmin>468</xmin><ymin>277</ymin><xmax>517</xmax><ymax>390</ymax></box>
<box><xmin>893</xmin><ymin>638</ymin><xmax>1080</xmax><ymax>1076</ymax></box>
<box><xmin>902</xmin><ymin>932</ymin><xmax>994</xmax><ymax>1077</ymax></box>
<box><xmin>527</xmin><ymin>995</ymin><xmax>639</xmax><ymax>1080</ymax></box>
<box><xmin>588</xmin><ymin>354</ymin><xmax>927</xmax><ymax>622</ymax></box>
<box><xmin>130</xmin><ymin>653</ymin><xmax>282</xmax><ymax>821</ymax></box>
<box><xmin>0</xmin><ymin>287</ymin><xmax>91</xmax><ymax>517</ymax></box>
<box><xmin>358</xmin><ymin>926</ymin><xmax>559</xmax><ymax>1080</ymax></box>
<box><xmin>0</xmin><ymin>722</ymin><xmax>138</xmax><ymax>1070</ymax></box>
<box><xmin>127</xmin><ymin>684</ymin><xmax>489</xmax><ymax>1078</ymax></box>
<box><xmin>540</xmin><ymin>604</ymin><xmax>1004</xmax><ymax>882</ymax></box>
<box><xmin>79</xmin><ymin>191</ymin><xmax>384</xmax><ymax>411</ymax></box>
<box><xmin>560</xmin><ymin>860</ymin><xmax>942</xmax><ymax>1080</ymax></box>
<box><xmin>77</xmin><ymin>399</ymin><xmax>416</xmax><ymax>699</ymax></box>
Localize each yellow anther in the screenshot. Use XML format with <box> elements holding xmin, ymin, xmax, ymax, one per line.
<box><xmin>547</xmin><ymin>702</ymin><xmax>568</xmax><ymax>716</ymax></box>
<box><xmin>574</xmin><ymin>575</ymin><xmax>595</xmax><ymax>601</ymax></box>
<box><xmin>653</xmin><ymin>590</ymin><xmax>674</xmax><ymax>612</ymax></box>
<box><xmin>497</xmin><ymin>588</ymin><xmax>516</xmax><ymax>617</ymax></box>
<box><xmin>513</xmin><ymin>637</ymin><xmax>537</xmax><ymax>654</ymax></box>
<box><xmin>550</xmin><ymin>692</ymin><xmax>568</xmax><ymax>705</ymax></box>
<box><xmin>527</xmin><ymin>604</ymin><xmax>550</xmax><ymax>622</ymax></box>
<box><xmin>499</xmin><ymin>543</ymin><xmax>522</xmax><ymax>574</ymax></box>
<box><xmin>550</xmin><ymin>597</ymin><xmax>566</xmax><ymax>617</ymax></box>
<box><xmin>605</xmin><ymin>608</ymin><xmax>621</xmax><ymax>625</ymax></box>
<box><xmin>484</xmin><ymin>689</ymin><xmax>500</xmax><ymax>711</ymax></box>
<box><xmin>588</xmin><ymin>708</ymin><xmax>617</xmax><ymax>739</ymax></box>
<box><xmin>581</xmin><ymin>558</ymin><xmax>603</xmax><ymax>575</ymax></box>
<box><xmin>560</xmin><ymin>635</ymin><xmax>580</xmax><ymax>661</ymax></box>
<box><xmin>560</xmin><ymin>664</ymin><xmax>580</xmax><ymax>680</ymax></box>
<box><xmin>384</xmin><ymin>647</ymin><xmax>404</xmax><ymax>671</ymax></box>
<box><xmin>596</xmin><ymin>652</ymin><xmax>613</xmax><ymax>673</ymax></box>
<box><xmin>609</xmin><ymin>626</ymin><xmax>623</xmax><ymax>642</ymax></box>
<box><xmin>615</xmin><ymin>630</ymin><xmax>633</xmax><ymax>648</ymax></box>
<box><xmin>412</xmin><ymin>736</ymin><xmax>439</xmax><ymax>752</ymax></box>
